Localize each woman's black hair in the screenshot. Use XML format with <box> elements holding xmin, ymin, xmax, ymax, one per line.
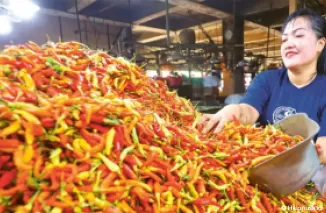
<box><xmin>282</xmin><ymin>8</ymin><xmax>326</xmax><ymax>74</ymax></box>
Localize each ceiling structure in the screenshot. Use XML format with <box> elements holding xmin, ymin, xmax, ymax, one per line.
<box><xmin>33</xmin><ymin>0</ymin><xmax>326</xmax><ymax>58</ymax></box>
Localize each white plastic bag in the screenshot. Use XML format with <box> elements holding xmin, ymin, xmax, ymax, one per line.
<box><xmin>311</xmin><ymin>165</ymin><xmax>326</xmax><ymax>197</ymax></box>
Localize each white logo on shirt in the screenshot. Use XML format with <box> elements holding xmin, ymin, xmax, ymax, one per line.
<box><xmin>273</xmin><ymin>106</ymin><xmax>297</xmax><ymax>123</ymax></box>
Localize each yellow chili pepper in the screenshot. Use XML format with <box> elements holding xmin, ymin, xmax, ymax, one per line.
<box><xmin>114</xmin><ymin>78</ymin><xmax>119</xmax><ymax>89</ymax></box>
<box><xmin>189</xmin><ymin>162</ymin><xmax>204</xmax><ymax>184</ymax></box>
<box><xmin>72</xmin><ymin>109</ymin><xmax>80</xmax><ymax>120</ymax></box>
<box><xmin>207</xmin><ymin>180</ymin><xmax>230</xmax><ymax>191</ymax></box>
<box><xmin>78</xmin><ymin>138</ymin><xmax>91</xmax><ymax>151</ymax></box>
<box><xmin>251</xmin><ymin>155</ymin><xmax>275</xmax><ymax>167</ymax></box>
<box><xmin>97</xmin><ymin>153</ymin><xmax>120</xmax><ymax>173</ymax></box>
<box><xmin>208</xmin><ymin>170</ymin><xmax>227</xmax><ymax>183</ymax></box>
<box><xmin>23</xmin><ymin>144</ymin><xmax>34</xmax><ymax>163</ymax></box>
<box><xmin>104</xmin><ymin>128</ymin><xmax>116</xmax><ymax>156</ymax></box>
<box><xmin>118</xmin><ymin>201</ymin><xmax>136</xmax><ymax>213</ymax></box>
<box><xmin>162</xmin><ymin>191</ymin><xmax>174</xmax><ymax>206</ymax></box>
<box><xmin>118</xmin><ymin>78</ymin><xmax>125</xmax><ymax>89</ymax></box>
<box><xmin>179</xmin><ymin>204</ymin><xmax>193</xmax><ymax>213</ymax></box>
<box><xmin>13</xmin><ymin>110</ymin><xmax>40</xmax><ymax>124</ymax></box>
<box><xmin>130</xmin><ymin>71</ymin><xmax>140</xmax><ymax>85</ymax></box>
<box><xmin>187</xmin><ymin>183</ymin><xmax>199</xmax><ymax>199</ymax></box>
<box><xmin>0</xmin><ymin>120</ymin><xmax>21</xmax><ymax>137</ymax></box>
<box><xmin>50</xmin><ymin>207</ymin><xmax>63</xmax><ymax>213</ymax></box>
<box><xmin>115</xmin><ymin>180</ymin><xmax>152</xmax><ymax>193</ymax></box>
<box><xmin>19</xmin><ymin>69</ymin><xmax>35</xmax><ymax>90</ymax></box>
<box><xmin>91</xmin><ymin>72</ymin><xmax>99</xmax><ymax>89</ymax></box>
<box><xmin>77</xmin><ymin>171</ymin><xmax>90</xmax><ymax>180</ymax></box>
<box><xmin>24</xmin><ymin>123</ymin><xmax>34</xmax><ymax>145</ymax></box>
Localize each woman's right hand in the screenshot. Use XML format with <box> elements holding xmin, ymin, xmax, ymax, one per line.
<box><xmin>197</xmin><ymin>104</ymin><xmax>241</xmax><ymax>134</ymax></box>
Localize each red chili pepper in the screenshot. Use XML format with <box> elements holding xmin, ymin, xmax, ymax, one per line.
<box><xmin>227</xmin><ymin>186</ymin><xmax>235</xmax><ymax>201</ymax></box>
<box><xmin>22</xmin><ymin>89</ymin><xmax>38</xmax><ymax>103</ymax></box>
<box><xmin>257</xmin><ymin>201</ymin><xmax>268</xmax><ymax>213</ymax></box>
<box><xmin>40</xmin><ymin>117</ymin><xmax>55</xmax><ymax>128</ymax></box>
<box><xmin>196</xmin><ymin>179</ymin><xmax>206</xmax><ymax>196</ymax></box>
<box><xmin>0</xmin><ymin>205</ymin><xmax>4</xmax><ymax>213</ymax></box>
<box><xmin>0</xmin><ymin>169</ymin><xmax>17</xmax><ymax>188</ymax></box>
<box><xmin>46</xmin><ymin>86</ymin><xmax>61</xmax><ymax>97</ymax></box>
<box><xmin>0</xmin><ymin>155</ymin><xmax>11</xmax><ymax>165</ymax></box>
<box><xmin>137</xmin><ymin>123</ymin><xmax>155</xmax><ymax>138</ymax></box>
<box><xmin>1</xmin><ymin>91</ymin><xmax>15</xmax><ymax>102</ymax></box>
<box><xmin>280</xmin><ymin>197</ymin><xmax>291</xmax><ymax>205</ymax></box>
<box><xmin>0</xmin><ymin>139</ymin><xmax>23</xmax><ymax>149</ymax></box>
<box><xmin>0</xmin><ymin>184</ymin><xmax>25</xmax><ymax>196</ymax></box>
<box><xmin>152</xmin><ymin>122</ymin><xmax>165</xmax><ymax>138</ymax></box>
<box><xmin>93</xmin><ymin>67</ymin><xmax>107</xmax><ymax>73</ymax></box>
<box><xmin>138</xmin><ymin>170</ymin><xmax>162</xmax><ymax>182</ymax></box>
<box><xmin>235</xmin><ymin>187</ymin><xmax>246</xmax><ymax>206</ymax></box>
<box><xmin>23</xmin><ymin>190</ymin><xmax>34</xmax><ymax>203</ymax></box>
<box><xmin>122</xmin><ymin>163</ymin><xmax>138</xmax><ymax>180</ymax></box>
<box><xmin>89</xmin><ymin>123</ymin><xmax>109</xmax><ymax>133</ymax></box>
<box><xmin>225</xmin><ymin>154</ymin><xmax>243</xmax><ymax>164</ymax></box>
<box><xmin>164</xmin><ymin>181</ymin><xmax>183</xmax><ymax>191</ymax></box>
<box><xmin>6</xmin><ymin>85</ymin><xmax>18</xmax><ymax>97</ymax></box>
<box><xmin>131</xmin><ymin>186</ymin><xmax>150</xmax><ymax>202</ymax></box>
<box><xmin>260</xmin><ymin>193</ymin><xmax>274</xmax><ymax>213</ymax></box>
<box><xmin>80</xmin><ymin>128</ymin><xmax>100</xmax><ymax>146</ymax></box>
<box><xmin>32</xmin><ymin>73</ymin><xmax>45</xmax><ymax>87</ymax></box>
<box><xmin>232</xmin><ymin>115</ymin><xmax>240</xmax><ymax>125</ymax></box>
<box><xmin>32</xmin><ymin>124</ymin><xmax>44</xmax><ymax>136</ymax></box>
<box><xmin>193</xmin><ymin>197</ymin><xmax>222</xmax><ymax>207</ymax></box>
<box><xmin>114</xmin><ymin>133</ymin><xmax>122</xmax><ymax>154</ymax></box>
<box><xmin>89</xmin><ymin>114</ymin><xmax>105</xmax><ymax>123</ymax></box>
<box><xmin>41</xmin><ymin>68</ymin><xmax>57</xmax><ymax>77</ymax></box>
<box><xmin>124</xmin><ymin>155</ymin><xmax>138</xmax><ymax>167</ymax></box>
<box><xmin>101</xmin><ymin>172</ymin><xmax>118</xmax><ymax>188</ymax></box>
<box><xmin>103</xmin><ymin>206</ymin><xmax>123</xmax><ymax>213</ymax></box>
<box><xmin>59</xmin><ymin>133</ymin><xmax>69</xmax><ymax>146</ymax></box>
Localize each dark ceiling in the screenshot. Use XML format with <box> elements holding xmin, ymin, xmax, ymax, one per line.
<box><xmin>34</xmin><ymin>0</ymin><xmax>326</xmax><ymax>32</ymax></box>
<box><xmin>34</xmin><ymin>0</ymin><xmax>290</xmax><ymax>30</ymax></box>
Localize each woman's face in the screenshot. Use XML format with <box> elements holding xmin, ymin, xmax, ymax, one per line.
<box><xmin>281</xmin><ymin>17</ymin><xmax>324</xmax><ymax>71</ymax></box>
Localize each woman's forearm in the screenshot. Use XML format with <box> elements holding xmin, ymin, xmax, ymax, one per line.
<box><xmin>238</xmin><ymin>103</ymin><xmax>260</xmax><ymax>125</ymax></box>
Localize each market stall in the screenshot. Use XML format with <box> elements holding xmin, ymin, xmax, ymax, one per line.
<box><xmin>0</xmin><ymin>41</ymin><xmax>324</xmax><ymax>212</ymax></box>
<box><xmin>0</xmin><ymin>0</ymin><xmax>326</xmax><ymax>212</ymax></box>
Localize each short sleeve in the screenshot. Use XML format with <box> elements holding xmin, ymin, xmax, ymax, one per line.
<box><xmin>240</xmin><ymin>71</ymin><xmax>272</xmax><ymax>114</ymax></box>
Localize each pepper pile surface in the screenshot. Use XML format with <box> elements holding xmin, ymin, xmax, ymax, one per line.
<box><xmin>0</xmin><ymin>41</ymin><xmax>324</xmax><ymax>213</ymax></box>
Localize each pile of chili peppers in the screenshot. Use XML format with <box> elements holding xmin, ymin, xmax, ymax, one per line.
<box><xmin>0</xmin><ymin>41</ymin><xmax>324</xmax><ymax>213</ymax></box>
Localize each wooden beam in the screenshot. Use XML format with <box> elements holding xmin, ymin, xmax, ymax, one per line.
<box><xmin>289</xmin><ymin>0</ymin><xmax>297</xmax><ymax>14</ymax></box>
<box><xmin>166</xmin><ymin>0</ymin><xmax>230</xmax><ymax>19</ymax></box>
<box><xmin>40</xmin><ymin>8</ymin><xmax>169</xmax><ymax>34</ymax></box>
<box><xmin>67</xmin><ymin>0</ymin><xmax>97</xmax><ymax>13</ymax></box>
<box><xmin>245</xmin><ymin>21</ymin><xmax>282</xmax><ymax>37</ymax></box>
<box><xmin>133</xmin><ymin>25</ymin><xmax>171</xmax><ymax>34</ymax></box>
<box><xmin>137</xmin><ymin>0</ymin><xmax>282</xmax><ymax>43</ymax></box>
<box><xmin>40</xmin><ymin>8</ymin><xmax>129</xmax><ymax>27</ymax></box>
<box><xmin>134</xmin><ymin>7</ymin><xmax>182</xmax><ymax>25</ymax></box>
<box><xmin>155</xmin><ymin>0</ymin><xmax>282</xmax><ymax>38</ymax></box>
<box><xmin>245</xmin><ymin>38</ymin><xmax>282</xmax><ymax>44</ymax></box>
<box><xmin>138</xmin><ymin>34</ymin><xmax>174</xmax><ymax>43</ymax></box>
<box><xmin>245</xmin><ymin>43</ymin><xmax>281</xmax><ymax>51</ymax></box>
<box><xmin>137</xmin><ymin>20</ymin><xmax>222</xmax><ymax>43</ymax></box>
<box><xmin>134</xmin><ymin>0</ymin><xmax>206</xmax><ymax>25</ymax></box>
<box><xmin>195</xmin><ymin>28</ymin><xmax>266</xmax><ymax>43</ymax></box>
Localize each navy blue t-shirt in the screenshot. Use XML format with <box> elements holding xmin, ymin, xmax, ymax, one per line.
<box><xmin>241</xmin><ymin>68</ymin><xmax>326</xmax><ymax>137</ymax></box>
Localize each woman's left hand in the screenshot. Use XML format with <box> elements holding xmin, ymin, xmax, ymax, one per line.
<box><xmin>316</xmin><ymin>137</ymin><xmax>326</xmax><ymax>164</ymax></box>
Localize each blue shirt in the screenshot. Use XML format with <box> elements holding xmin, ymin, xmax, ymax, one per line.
<box><xmin>241</xmin><ymin>68</ymin><xmax>326</xmax><ymax>137</ymax></box>
<box><xmin>203</xmin><ymin>76</ymin><xmax>219</xmax><ymax>87</ymax></box>
<box><xmin>225</xmin><ymin>94</ymin><xmax>245</xmax><ymax>105</ymax></box>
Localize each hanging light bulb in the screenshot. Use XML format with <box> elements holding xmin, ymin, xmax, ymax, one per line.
<box><xmin>0</xmin><ymin>15</ymin><xmax>12</xmax><ymax>35</ymax></box>
<box><xmin>9</xmin><ymin>0</ymin><xmax>40</xmax><ymax>20</ymax></box>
